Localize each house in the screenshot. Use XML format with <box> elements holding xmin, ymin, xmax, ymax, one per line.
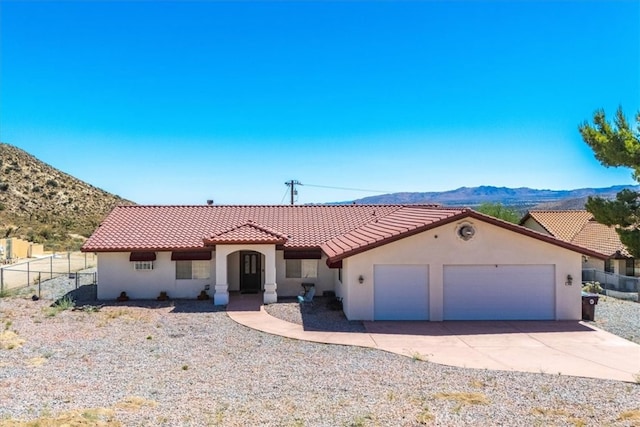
<box><xmin>81</xmin><ymin>205</ymin><xmax>604</xmax><ymax>321</ymax></box>
<box><xmin>520</xmin><ymin>210</ymin><xmax>635</xmax><ymax>277</ymax></box>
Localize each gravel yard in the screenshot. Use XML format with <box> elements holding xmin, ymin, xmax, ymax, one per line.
<box><xmin>0</xmin><ymin>289</ymin><xmax>639</xmax><ymax>426</ymax></box>
<box><xmin>591</xmin><ymin>296</ymin><xmax>640</xmax><ymax>344</ymax></box>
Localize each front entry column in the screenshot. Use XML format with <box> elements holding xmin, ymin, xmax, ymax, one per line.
<box><xmin>214</xmin><ymin>250</ymin><xmax>229</xmax><ymax>305</ymax></box>
<box><xmin>263</xmin><ymin>248</ymin><xmax>277</xmax><ymax>304</ymax></box>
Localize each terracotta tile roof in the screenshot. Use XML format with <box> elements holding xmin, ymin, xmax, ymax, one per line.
<box><xmin>82</xmin><ymin>205</ymin><xmax>606</xmax><ymax>261</ymax></box>
<box><xmin>321</xmin><ymin>206</ymin><xmax>465</xmax><ymax>260</ymax></box>
<box><xmin>571</xmin><ymin>220</ymin><xmax>629</xmax><ymax>257</ymax></box>
<box><xmin>523</xmin><ymin>210</ymin><xmax>594</xmax><ymax>241</ymax></box>
<box><xmin>82</xmin><ymin>205</ymin><xmax>402</xmax><ymax>251</ymax></box>
<box><xmin>521</xmin><ymin>210</ymin><xmax>628</xmax><ymax>258</ymax></box>
<box><xmin>204</xmin><ymin>221</ymin><xmax>288</xmax><ymax>245</ymax></box>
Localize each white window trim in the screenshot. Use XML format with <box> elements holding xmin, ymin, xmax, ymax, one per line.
<box><xmin>134</xmin><ymin>261</ymin><xmax>154</xmax><ymax>271</ymax></box>
<box><xmin>176</xmin><ymin>260</ymin><xmax>210</xmax><ymax>280</ymax></box>
<box><xmin>285</xmin><ymin>259</ymin><xmax>318</xmax><ymax>279</ymax></box>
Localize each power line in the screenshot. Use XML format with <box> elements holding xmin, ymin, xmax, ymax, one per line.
<box><xmin>302</xmin><ymin>183</ymin><xmax>392</xmax><ymax>194</ymax></box>
<box><xmin>279</xmin><ymin>186</ymin><xmax>291</xmax><ymax>205</ymax></box>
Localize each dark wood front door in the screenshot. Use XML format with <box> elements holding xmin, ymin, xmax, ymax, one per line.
<box><xmin>240</xmin><ymin>251</ymin><xmax>261</xmax><ymax>293</ymax></box>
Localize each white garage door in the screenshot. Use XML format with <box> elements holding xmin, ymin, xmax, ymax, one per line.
<box><xmin>374</xmin><ymin>265</ymin><xmax>429</xmax><ymax>320</ymax></box>
<box><xmin>443</xmin><ymin>265</ymin><xmax>555</xmax><ymax>320</ymax></box>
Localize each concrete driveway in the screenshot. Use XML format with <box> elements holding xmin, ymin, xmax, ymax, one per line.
<box><xmin>227</xmin><ymin>297</ymin><xmax>640</xmax><ymax>383</ymax></box>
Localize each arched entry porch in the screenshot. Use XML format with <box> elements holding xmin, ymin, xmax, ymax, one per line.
<box><xmin>213</xmin><ymin>244</ymin><xmax>277</xmax><ymax>305</ymax></box>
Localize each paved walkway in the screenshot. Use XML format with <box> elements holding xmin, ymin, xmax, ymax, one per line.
<box><xmin>227</xmin><ymin>295</ymin><xmax>640</xmax><ymax>383</ymax></box>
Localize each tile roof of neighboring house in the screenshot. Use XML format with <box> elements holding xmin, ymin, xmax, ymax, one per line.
<box><xmin>521</xmin><ymin>210</ymin><xmax>628</xmax><ymax>258</ymax></box>
<box><xmin>82</xmin><ymin>205</ymin><xmax>606</xmax><ymax>262</ymax></box>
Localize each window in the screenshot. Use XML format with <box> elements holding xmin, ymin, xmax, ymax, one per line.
<box><xmin>134</xmin><ymin>261</ymin><xmax>154</xmax><ymax>271</ymax></box>
<box><xmin>604</xmin><ymin>259</ymin><xmax>614</xmax><ymax>273</ymax></box>
<box><xmin>176</xmin><ymin>260</ymin><xmax>210</xmax><ymax>279</ymax></box>
<box><xmin>626</xmin><ymin>258</ymin><xmax>635</xmax><ymax>276</ymax></box>
<box><xmin>285</xmin><ymin>259</ymin><xmax>318</xmax><ymax>278</ymax></box>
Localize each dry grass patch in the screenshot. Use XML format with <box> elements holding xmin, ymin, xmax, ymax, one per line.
<box><xmin>415</xmin><ymin>407</ymin><xmax>435</xmax><ymax>424</ymax></box>
<box><xmin>433</xmin><ymin>392</ymin><xmax>489</xmax><ymax>405</ymax></box>
<box><xmin>97</xmin><ymin>308</ymin><xmax>155</xmax><ymax>327</ymax></box>
<box><xmin>116</xmin><ymin>396</ymin><xmax>157</xmax><ymax>411</ymax></box>
<box><xmin>27</xmin><ymin>357</ymin><xmax>47</xmax><ymax>367</ymax></box>
<box><xmin>0</xmin><ymin>408</ymin><xmax>120</xmax><ymax>427</ymax></box>
<box><xmin>618</xmin><ymin>409</ymin><xmax>640</xmax><ymax>422</ymax></box>
<box><xmin>0</xmin><ymin>330</ymin><xmax>25</xmax><ymax>350</ymax></box>
<box><xmin>531</xmin><ymin>408</ymin><xmax>588</xmax><ymax>427</ymax></box>
<box><xmin>531</xmin><ymin>407</ymin><xmax>571</xmax><ymax>417</ymax></box>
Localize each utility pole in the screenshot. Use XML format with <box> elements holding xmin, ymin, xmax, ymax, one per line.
<box><xmin>285</xmin><ymin>180</ymin><xmax>301</xmax><ymax>205</ymax></box>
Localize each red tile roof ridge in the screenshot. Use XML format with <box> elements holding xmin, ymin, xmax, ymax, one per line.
<box><xmin>208</xmin><ymin>221</ymin><xmax>289</xmax><ymax>240</ymax></box>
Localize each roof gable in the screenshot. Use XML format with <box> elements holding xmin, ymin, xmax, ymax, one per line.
<box><xmin>521</xmin><ymin>210</ymin><xmax>628</xmax><ymax>258</ymax></box>
<box><xmin>321</xmin><ymin>206</ymin><xmax>465</xmax><ymax>260</ymax></box>
<box><xmin>204</xmin><ymin>221</ymin><xmax>288</xmax><ymax>245</ymax></box>
<box><xmin>522</xmin><ymin>210</ymin><xmax>594</xmax><ymax>242</ymax></box>
<box><xmin>322</xmin><ymin>209</ymin><xmax>607</xmax><ymax>263</ymax></box>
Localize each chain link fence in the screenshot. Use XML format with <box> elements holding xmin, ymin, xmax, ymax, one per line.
<box><xmin>0</xmin><ymin>252</ymin><xmax>97</xmax><ymax>301</ymax></box>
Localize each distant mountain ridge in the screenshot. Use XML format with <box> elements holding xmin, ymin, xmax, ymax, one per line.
<box><xmin>336</xmin><ymin>185</ymin><xmax>638</xmax><ymax>211</ymax></box>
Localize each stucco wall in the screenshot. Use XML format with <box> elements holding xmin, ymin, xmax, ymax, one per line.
<box><xmin>97</xmin><ymin>246</ymin><xmax>339</xmax><ymax>301</ymax></box>
<box><xmin>521</xmin><ymin>218</ymin><xmax>551</xmax><ymax>235</ymax></box>
<box><xmin>583</xmin><ymin>257</ymin><xmax>605</xmax><ymax>271</ymax></box>
<box><xmin>342</xmin><ymin>218</ymin><xmax>583</xmax><ymax>321</ymax></box>
<box><xmin>97</xmin><ymin>252</ymin><xmax>215</xmax><ymax>299</ymax></box>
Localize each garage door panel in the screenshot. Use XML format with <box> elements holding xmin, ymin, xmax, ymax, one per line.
<box><xmin>374</xmin><ymin>265</ymin><xmax>429</xmax><ymax>320</ymax></box>
<box><xmin>444</xmin><ymin>265</ymin><xmax>555</xmax><ymax>320</ymax></box>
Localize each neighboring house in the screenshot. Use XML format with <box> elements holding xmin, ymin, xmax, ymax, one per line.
<box><xmin>81</xmin><ymin>205</ymin><xmax>603</xmax><ymax>321</ymax></box>
<box><xmin>520</xmin><ymin>210</ymin><xmax>635</xmax><ymax>277</ymax></box>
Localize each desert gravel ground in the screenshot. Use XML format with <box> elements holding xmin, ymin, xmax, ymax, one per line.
<box><xmin>0</xmin><ymin>285</ymin><xmax>639</xmax><ymax>426</ymax></box>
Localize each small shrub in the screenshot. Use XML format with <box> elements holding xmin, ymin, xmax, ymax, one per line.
<box><xmin>0</xmin><ymin>182</ymin><xmax>8</xmax><ymax>191</ymax></box>
<box><xmin>582</xmin><ymin>281</ymin><xmax>603</xmax><ymax>294</ymax></box>
<box><xmin>47</xmin><ymin>296</ymin><xmax>75</xmax><ymax>316</ymax></box>
<box><xmin>416</xmin><ymin>407</ymin><xmax>435</xmax><ymax>424</ymax></box>
<box><xmin>46</xmin><ymin>179</ymin><xmax>59</xmax><ymax>187</ymax></box>
<box><xmin>182</xmin><ymin>365</ymin><xmax>189</xmax><ymax>371</ymax></box>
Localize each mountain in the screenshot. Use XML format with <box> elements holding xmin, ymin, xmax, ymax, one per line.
<box><xmin>335</xmin><ymin>185</ymin><xmax>637</xmax><ymax>211</ymax></box>
<box><xmin>0</xmin><ymin>143</ymin><xmax>133</xmax><ymax>250</ymax></box>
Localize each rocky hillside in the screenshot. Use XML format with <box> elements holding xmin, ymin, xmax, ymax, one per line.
<box><xmin>0</xmin><ymin>143</ymin><xmax>133</xmax><ymax>250</ymax></box>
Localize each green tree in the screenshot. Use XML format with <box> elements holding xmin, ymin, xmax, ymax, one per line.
<box><xmin>579</xmin><ymin>107</ymin><xmax>640</xmax><ymax>257</ymax></box>
<box><xmin>476</xmin><ymin>202</ymin><xmax>520</xmax><ymax>223</ymax></box>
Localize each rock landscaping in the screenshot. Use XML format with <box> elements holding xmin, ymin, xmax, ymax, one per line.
<box><xmin>0</xmin><ymin>287</ymin><xmax>638</xmax><ymax>426</ymax></box>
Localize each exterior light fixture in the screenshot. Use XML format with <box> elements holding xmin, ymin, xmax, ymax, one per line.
<box><xmin>565</xmin><ymin>274</ymin><xmax>573</xmax><ymax>286</ymax></box>
<box><xmin>358</xmin><ymin>275</ymin><xmax>364</xmax><ymax>284</ymax></box>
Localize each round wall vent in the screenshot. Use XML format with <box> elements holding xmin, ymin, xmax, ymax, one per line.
<box><xmin>458</xmin><ymin>224</ymin><xmax>475</xmax><ymax>241</ymax></box>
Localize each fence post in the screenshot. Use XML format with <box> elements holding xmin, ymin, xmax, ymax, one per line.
<box><xmin>1</xmin><ymin>267</ymin><xmax>3</xmax><ymax>294</ymax></box>
<box><xmin>50</xmin><ymin>255</ymin><xmax>53</xmax><ymax>281</ymax></box>
<box><xmin>75</xmin><ymin>274</ymin><xmax>79</xmax><ymax>290</ymax></box>
<box><xmin>67</xmin><ymin>251</ymin><xmax>71</xmax><ymax>275</ymax></box>
<box><xmin>27</xmin><ymin>261</ymin><xmax>30</xmax><ymax>289</ymax></box>
<box><xmin>38</xmin><ymin>274</ymin><xmax>41</xmax><ymax>299</ymax></box>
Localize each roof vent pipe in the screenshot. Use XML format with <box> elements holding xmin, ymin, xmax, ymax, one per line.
<box><xmin>206</xmin><ymin>200</ymin><xmax>214</xmax><ymax>206</ymax></box>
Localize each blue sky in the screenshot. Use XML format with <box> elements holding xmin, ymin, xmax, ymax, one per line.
<box><xmin>1</xmin><ymin>1</ymin><xmax>639</xmax><ymax>205</ymax></box>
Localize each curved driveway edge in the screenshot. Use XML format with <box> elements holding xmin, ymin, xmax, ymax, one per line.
<box><xmin>226</xmin><ymin>299</ymin><xmax>640</xmax><ymax>383</ymax></box>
